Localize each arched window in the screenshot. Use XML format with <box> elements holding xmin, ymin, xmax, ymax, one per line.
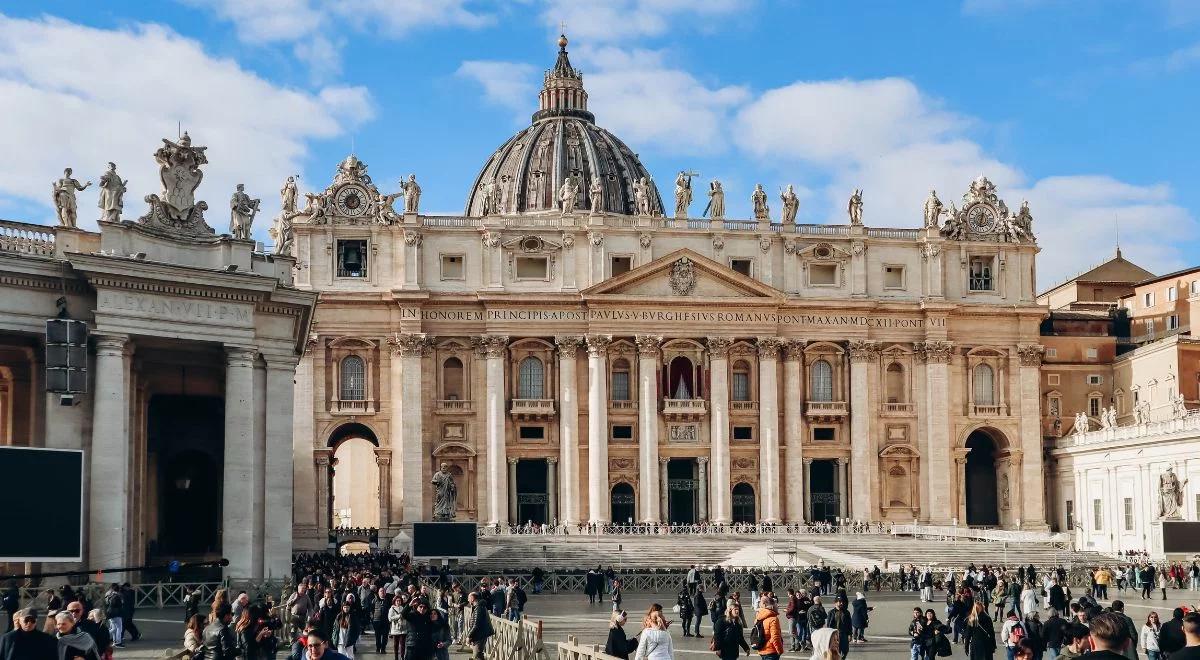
<box><xmin>973</xmin><ymin>364</ymin><xmax>995</xmax><ymax>406</ymax></box>
<box><xmin>731</xmin><ymin>360</ymin><xmax>751</xmax><ymax>402</ymax></box>
<box><xmin>340</xmin><ymin>355</ymin><xmax>366</xmax><ymax>401</ymax></box>
<box><xmin>517</xmin><ymin>357</ymin><xmax>545</xmax><ymax>399</ymax></box>
<box><xmin>885</xmin><ymin>362</ymin><xmax>905</xmax><ymax>403</ymax></box>
<box><xmin>442</xmin><ymin>357</ymin><xmax>464</xmax><ymax>400</ymax></box>
<box><xmin>611</xmin><ymin>358</ymin><xmax>631</xmax><ymax>402</ymax></box>
<box><xmin>669</xmin><ymin>356</ymin><xmax>694</xmax><ymax>399</ymax></box>
<box><xmin>810</xmin><ymin>360</ymin><xmax>833</xmax><ymax>402</ymax></box>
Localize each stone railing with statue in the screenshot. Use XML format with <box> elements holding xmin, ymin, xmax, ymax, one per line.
<box><xmin>1061</xmin><ymin>399</ymin><xmax>1199</xmax><ymax>447</ymax></box>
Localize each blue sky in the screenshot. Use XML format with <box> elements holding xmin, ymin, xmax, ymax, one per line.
<box><xmin>1</xmin><ymin>0</ymin><xmax>1197</xmax><ymax>289</ymax></box>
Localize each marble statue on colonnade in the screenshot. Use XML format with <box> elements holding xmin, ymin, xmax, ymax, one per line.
<box><xmin>53</xmin><ymin>168</ymin><xmax>91</xmax><ymax>228</ymax></box>
<box><xmin>401</xmin><ymin>174</ymin><xmax>421</xmax><ymax>213</ymax></box>
<box><xmin>848</xmin><ymin>188</ymin><xmax>863</xmax><ymax>225</ymax></box>
<box><xmin>780</xmin><ymin>185</ymin><xmax>799</xmax><ymax>224</ymax></box>
<box><xmin>97</xmin><ymin>163</ymin><xmax>127</xmax><ymax>223</ymax></box>
<box><xmin>229</xmin><ymin>184</ymin><xmax>260</xmax><ymax>240</ymax></box>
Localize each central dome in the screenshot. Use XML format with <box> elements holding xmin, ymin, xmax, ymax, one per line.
<box><xmin>464</xmin><ymin>36</ymin><xmax>664</xmax><ymax>217</ymax></box>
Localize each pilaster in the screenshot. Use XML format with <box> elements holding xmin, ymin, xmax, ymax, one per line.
<box><xmin>848</xmin><ymin>339</ymin><xmax>878</xmax><ymax>521</ymax></box>
<box><xmin>917</xmin><ymin>340</ymin><xmax>954</xmax><ymax>523</ymax></box>
<box><xmin>388</xmin><ymin>332</ymin><xmax>430</xmax><ymax>522</ymax></box>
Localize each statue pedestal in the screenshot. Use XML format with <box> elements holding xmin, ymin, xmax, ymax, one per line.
<box><xmin>1149</xmin><ymin>520</ymin><xmax>1165</xmax><ymax>559</ymax></box>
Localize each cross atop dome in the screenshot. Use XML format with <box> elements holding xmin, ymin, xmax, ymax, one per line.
<box><xmin>534</xmin><ymin>33</ymin><xmax>594</xmax><ymax>123</ymax></box>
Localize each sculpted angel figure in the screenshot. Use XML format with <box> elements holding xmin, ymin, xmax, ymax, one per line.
<box><xmin>375</xmin><ymin>192</ymin><xmax>401</xmax><ymax>224</ymax></box>
<box><xmin>303</xmin><ymin>192</ymin><xmax>327</xmax><ymax>224</ymax></box>
<box><xmin>400</xmin><ymin>174</ymin><xmax>421</xmax><ymax>213</ymax></box>
<box><xmin>780</xmin><ymin>184</ymin><xmax>799</xmax><ymax>224</ymax></box>
<box><xmin>97</xmin><ymin>162</ymin><xmax>127</xmax><ymax>223</ymax></box>
<box><xmin>53</xmin><ymin>168</ymin><xmax>91</xmax><ymax>228</ymax></box>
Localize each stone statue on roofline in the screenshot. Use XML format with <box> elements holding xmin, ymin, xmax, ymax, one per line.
<box><xmin>780</xmin><ymin>185</ymin><xmax>799</xmax><ymax>224</ymax></box>
<box><xmin>97</xmin><ymin>163</ymin><xmax>127</xmax><ymax>223</ymax></box>
<box><xmin>53</xmin><ymin>168</ymin><xmax>91</xmax><ymax>228</ymax></box>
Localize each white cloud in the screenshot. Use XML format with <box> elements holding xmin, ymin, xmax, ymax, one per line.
<box><xmin>455</xmin><ymin>60</ymin><xmax>538</xmax><ymax>121</ymax></box>
<box><xmin>732</xmin><ymin>76</ymin><xmax>1195</xmax><ymax>287</ymax></box>
<box><xmin>539</xmin><ymin>0</ymin><xmax>743</xmax><ymax>43</ymax></box>
<box><xmin>0</xmin><ymin>14</ymin><xmax>373</xmax><ymax>239</ymax></box>
<box><xmin>184</xmin><ymin>0</ymin><xmax>492</xmax><ymax>76</ymax></box>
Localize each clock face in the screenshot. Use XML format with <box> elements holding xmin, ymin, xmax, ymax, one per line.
<box><xmin>967</xmin><ymin>204</ymin><xmax>997</xmax><ymax>233</ymax></box>
<box><xmin>335</xmin><ymin>185</ymin><xmax>368</xmax><ymax>216</ymax></box>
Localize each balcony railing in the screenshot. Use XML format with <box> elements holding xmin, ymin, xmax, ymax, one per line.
<box><xmin>730</xmin><ymin>401</ymin><xmax>759</xmax><ymax>412</ymax></box>
<box><xmin>436</xmin><ymin>399</ymin><xmax>473</xmax><ymax>414</ymax></box>
<box><xmin>332</xmin><ymin>399</ymin><xmax>375</xmax><ymax>415</ymax></box>
<box><xmin>510</xmin><ymin>398</ymin><xmax>555</xmax><ymax>419</ymax></box>
<box><xmin>422</xmin><ymin>216</ymin><xmax>480</xmax><ymax>228</ymax></box>
<box><xmin>662</xmin><ymin>398</ymin><xmax>707</xmax><ymax>420</ymax></box>
<box><xmin>0</xmin><ymin>220</ymin><xmax>56</xmax><ymax>257</ymax></box>
<box><xmin>408</xmin><ymin>214</ymin><xmax>891</xmax><ymax>238</ymax></box>
<box><xmin>806</xmin><ymin>401</ymin><xmax>848</xmax><ymax>417</ymax></box>
<box><xmin>610</xmin><ymin>400</ymin><xmax>637</xmax><ymax>411</ymax></box>
<box><xmin>881</xmin><ymin>402</ymin><xmax>915</xmax><ymax>415</ymax></box>
<box><xmin>972</xmin><ymin>404</ymin><xmax>1005</xmax><ymax>417</ymax></box>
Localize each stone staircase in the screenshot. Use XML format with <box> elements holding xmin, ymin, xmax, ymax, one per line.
<box><xmin>463</xmin><ymin>534</ymin><xmax>1112</xmax><ymax>572</ymax></box>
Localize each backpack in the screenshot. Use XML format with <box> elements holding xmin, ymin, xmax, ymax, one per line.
<box><xmin>1008</xmin><ymin>621</ymin><xmax>1025</xmax><ymax>645</ymax></box>
<box><xmin>750</xmin><ymin>619</ymin><xmax>767</xmax><ymax>651</ymax></box>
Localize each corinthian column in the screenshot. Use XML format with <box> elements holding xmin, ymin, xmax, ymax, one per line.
<box><xmin>555</xmin><ymin>336</ymin><xmax>582</xmax><ymax>525</ymax></box>
<box><xmin>848</xmin><ymin>340</ymin><xmax>878</xmax><ymax>521</ymax></box>
<box><xmin>918</xmin><ymin>340</ymin><xmax>954</xmax><ymax>523</ymax></box>
<box><xmin>388</xmin><ymin>333</ymin><xmax>429</xmax><ymax>522</ymax></box>
<box><xmin>480</xmin><ymin>335</ymin><xmax>509</xmax><ymax>526</ymax></box>
<box><xmin>757</xmin><ymin>337</ymin><xmax>782</xmax><ymax>523</ymax></box>
<box><xmin>708</xmin><ymin>336</ymin><xmax>732</xmax><ymax>524</ymax></box>
<box><xmin>782</xmin><ymin>341</ymin><xmax>806</xmax><ymax>522</ymax></box>
<box><xmin>90</xmin><ymin>334</ymin><xmax>131</xmax><ymax>574</ymax></box>
<box><xmin>375</xmin><ymin>449</ymin><xmax>392</xmax><ymax>530</ymax></box>
<box><xmin>636</xmin><ymin>335</ymin><xmax>663</xmax><ymax>522</ymax></box>
<box><xmin>1017</xmin><ymin>344</ymin><xmax>1047</xmax><ymax>528</ymax></box>
<box><xmin>586</xmin><ymin>335</ymin><xmax>612</xmax><ymax>523</ymax></box>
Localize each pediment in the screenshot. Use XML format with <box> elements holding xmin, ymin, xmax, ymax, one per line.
<box><xmin>582</xmin><ymin>248</ymin><xmax>785</xmax><ymax>300</ymax></box>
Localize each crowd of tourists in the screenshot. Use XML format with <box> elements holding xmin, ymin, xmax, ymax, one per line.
<box><xmin>0</xmin><ymin>581</ymin><xmax>143</xmax><ymax>660</ymax></box>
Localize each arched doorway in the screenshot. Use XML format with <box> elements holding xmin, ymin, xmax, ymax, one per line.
<box><xmin>964</xmin><ymin>430</ymin><xmax>1000</xmax><ymax>526</ymax></box>
<box><xmin>610</xmin><ymin>483</ymin><xmax>635</xmax><ymax>524</ymax></box>
<box><xmin>148</xmin><ymin>395</ymin><xmax>224</xmax><ymax>560</ymax></box>
<box><xmin>328</xmin><ymin>423</ymin><xmax>381</xmax><ymax>529</ymax></box>
<box><xmin>732</xmin><ymin>483</ymin><xmax>755</xmax><ymax>523</ymax></box>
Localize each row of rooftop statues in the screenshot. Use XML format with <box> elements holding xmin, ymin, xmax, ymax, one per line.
<box><xmin>1069</xmin><ymin>393</ymin><xmax>1192</xmax><ymax>435</ymax></box>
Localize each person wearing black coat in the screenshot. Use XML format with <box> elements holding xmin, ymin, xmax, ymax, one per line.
<box><xmin>690</xmin><ymin>588</ymin><xmax>707</xmax><ymax>638</ymax></box>
<box><xmin>0</xmin><ymin>610</ymin><xmax>57</xmax><ymax>660</ymax></box>
<box><xmin>602</xmin><ymin>612</ymin><xmax>637</xmax><ymax>660</ymax></box>
<box><xmin>963</xmin><ymin>606</ymin><xmax>995</xmax><ymax>660</ymax></box>
<box><xmin>203</xmin><ymin>606</ymin><xmax>241</xmax><ymax>660</ymax></box>
<box><xmin>401</xmin><ymin>602</ymin><xmax>434</xmax><ymax>660</ymax></box>
<box><xmin>712</xmin><ymin>610</ymin><xmax>750</xmax><ymax>660</ymax></box>
<box><xmin>1158</xmin><ymin>607</ymin><xmax>1186</xmax><ymax>655</ymax></box>
<box><xmin>464</xmin><ymin>594</ymin><xmax>493</xmax><ymax>660</ymax></box>
<box><xmin>1041</xmin><ymin>611</ymin><xmax>1067</xmax><ymax>657</ymax></box>
<box><xmin>676</xmin><ymin>590</ymin><xmax>694</xmax><ymax>637</ymax></box>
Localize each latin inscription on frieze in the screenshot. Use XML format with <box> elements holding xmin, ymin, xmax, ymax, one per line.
<box><xmin>98</xmin><ymin>291</ymin><xmax>252</xmax><ymax>326</ymax></box>
<box><xmin>401</xmin><ymin>307</ymin><xmax>944</xmax><ymax>329</ymax></box>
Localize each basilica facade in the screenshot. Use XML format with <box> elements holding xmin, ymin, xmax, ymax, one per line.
<box><xmin>289</xmin><ymin>36</ymin><xmax>1048</xmax><ymax>550</ymax></box>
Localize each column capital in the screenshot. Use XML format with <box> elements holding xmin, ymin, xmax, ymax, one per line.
<box><xmin>374</xmin><ymin>449</ymin><xmax>392</xmax><ymax>466</ymax></box>
<box><xmin>388</xmin><ymin>332</ymin><xmax>431</xmax><ymax>357</ymax></box>
<box><xmin>585</xmin><ymin>334</ymin><xmax>612</xmax><ymax>356</ymax></box>
<box><xmin>836</xmin><ymin>457</ymin><xmax>849</xmax><ymax>465</ymax></box>
<box><xmin>262</xmin><ymin>352</ymin><xmax>301</xmax><ymax>371</ymax></box>
<box><xmin>546</xmin><ymin>456</ymin><xmax>558</xmax><ymax>466</ymax></box>
<box><xmin>554</xmin><ymin>335</ymin><xmax>583</xmax><ymax>358</ymax></box>
<box><xmin>914</xmin><ymin>340</ymin><xmax>954</xmax><ymax>364</ymax></box>
<box><xmin>635</xmin><ymin>335</ymin><xmax>662</xmax><ymax>357</ymax></box>
<box><xmin>314</xmin><ymin>449</ymin><xmax>333</xmax><ymax>466</ymax></box>
<box><xmin>706</xmin><ymin>336</ymin><xmax>733</xmax><ymax>358</ymax></box>
<box><xmin>803</xmin><ymin>458</ymin><xmax>814</xmax><ymax>465</ymax></box>
<box><xmin>659</xmin><ymin>457</ymin><xmax>669</xmax><ymax>466</ymax></box>
<box><xmin>955</xmin><ymin>456</ymin><xmax>968</xmax><ymax>466</ymax></box>
<box><xmin>94</xmin><ymin>333</ymin><xmax>130</xmax><ymax>356</ymax></box>
<box><xmin>697</xmin><ymin>456</ymin><xmax>709</xmax><ymax>466</ymax></box>
<box><xmin>847</xmin><ymin>339</ymin><xmax>880</xmax><ymax>363</ymax></box>
<box><xmin>507</xmin><ymin>457</ymin><xmax>519</xmax><ymax>466</ymax></box>
<box><xmin>225</xmin><ymin>345</ymin><xmax>258</xmax><ymax>367</ymax></box>
<box><xmin>782</xmin><ymin>340</ymin><xmax>806</xmax><ymax>361</ymax></box>
<box><xmin>474</xmin><ymin>334</ymin><xmax>510</xmax><ymax>358</ymax></box>
<box><xmin>1016</xmin><ymin>343</ymin><xmax>1045</xmax><ymax>367</ymax></box>
<box><xmin>756</xmin><ymin>337</ymin><xmax>783</xmax><ymax>359</ymax></box>
<box><xmin>403</xmin><ymin>229</ymin><xmax>422</xmax><ymax>248</ymax></box>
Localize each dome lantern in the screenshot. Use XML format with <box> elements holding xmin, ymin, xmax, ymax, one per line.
<box><xmin>534</xmin><ymin>33</ymin><xmax>593</xmax><ymax>123</ymax></box>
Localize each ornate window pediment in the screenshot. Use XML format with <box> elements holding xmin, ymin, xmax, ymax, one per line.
<box><xmin>501</xmin><ymin>234</ymin><xmax>564</xmax><ymax>252</ymax></box>
<box><xmin>796</xmin><ymin>242</ymin><xmax>851</xmax><ymax>262</ymax></box>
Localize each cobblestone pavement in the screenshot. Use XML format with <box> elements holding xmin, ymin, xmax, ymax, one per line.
<box><xmin>113</xmin><ymin>588</ymin><xmax>1195</xmax><ymax>660</ymax></box>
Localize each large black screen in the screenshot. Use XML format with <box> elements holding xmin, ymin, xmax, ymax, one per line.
<box><xmin>412</xmin><ymin>522</ymin><xmax>478</xmax><ymax>559</ymax></box>
<box><xmin>0</xmin><ymin>447</ymin><xmax>83</xmax><ymax>561</ymax></box>
<box><xmin>1162</xmin><ymin>521</ymin><xmax>1200</xmax><ymax>554</ymax></box>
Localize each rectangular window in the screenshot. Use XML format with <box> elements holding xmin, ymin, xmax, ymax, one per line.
<box><xmin>1169</xmin><ymin>315</ymin><xmax>1180</xmax><ymax>330</ymax></box>
<box><xmin>1045</xmin><ymin>348</ymin><xmax>1058</xmax><ymax>359</ymax></box>
<box><xmin>1087</xmin><ymin>375</ymin><xmax>1102</xmax><ymax>385</ymax></box>
<box><xmin>730</xmin><ymin>258</ymin><xmax>753</xmax><ymax>277</ymax></box>
<box><xmin>515</xmin><ymin>256</ymin><xmax>549</xmax><ymax>280</ymax></box>
<box><xmin>611</xmin><ymin>425</ymin><xmax>633</xmax><ymax>441</ymax></box>
<box><xmin>610</xmin><ymin>255</ymin><xmax>633</xmax><ymax>277</ymax></box>
<box><xmin>336</xmin><ymin>239</ymin><xmax>368</xmax><ymax>278</ymax></box>
<box><xmin>809</xmin><ymin>263</ymin><xmax>837</xmax><ymax>286</ymax></box>
<box><xmin>1192</xmin><ymin>280</ymin><xmax>1200</xmax><ymax>295</ymax></box>
<box><xmin>1086</xmin><ymin>348</ymin><xmax>1098</xmax><ymax>360</ymax></box>
<box><xmin>518</xmin><ymin>426</ymin><xmax>545</xmax><ymax>441</ymax></box>
<box><xmin>1144</xmin><ymin>292</ymin><xmax>1155</xmax><ymax>307</ymax></box>
<box><xmin>1123</xmin><ymin>497</ymin><xmax>1134</xmax><ymax>531</ymax></box>
<box><xmin>1065</xmin><ymin>500</ymin><xmax>1074</xmax><ymax>531</ymax></box>
<box><xmin>1093</xmin><ymin>499</ymin><xmax>1103</xmax><ymax>531</ymax></box>
<box><xmin>1168</xmin><ymin>286</ymin><xmax>1177</xmax><ymax>302</ymax></box>
<box><xmin>813</xmin><ymin>427</ymin><xmax>835</xmax><ymax>442</ymax></box>
<box><xmin>731</xmin><ymin>372</ymin><xmax>751</xmax><ymax>402</ymax></box>
<box><xmin>883</xmin><ymin>265</ymin><xmax>905</xmax><ymax>289</ymax></box>
<box><xmin>440</xmin><ymin>254</ymin><xmax>464</xmax><ymax>280</ymax></box>
<box><xmin>611</xmin><ymin>371</ymin><xmax>630</xmax><ymax>401</ymax></box>
<box><xmin>968</xmin><ymin>256</ymin><xmax>994</xmax><ymax>291</ymax></box>
<box><xmin>1146</xmin><ymin>319</ymin><xmax>1156</xmax><ymax>338</ymax></box>
<box><xmin>1047</xmin><ymin>373</ymin><xmax>1060</xmax><ymax>386</ymax></box>
<box><xmin>1089</xmin><ymin>397</ymin><xmax>1101</xmax><ymax>417</ymax></box>
<box><xmin>732</xmin><ymin>426</ymin><xmax>754</xmax><ymax>441</ymax></box>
